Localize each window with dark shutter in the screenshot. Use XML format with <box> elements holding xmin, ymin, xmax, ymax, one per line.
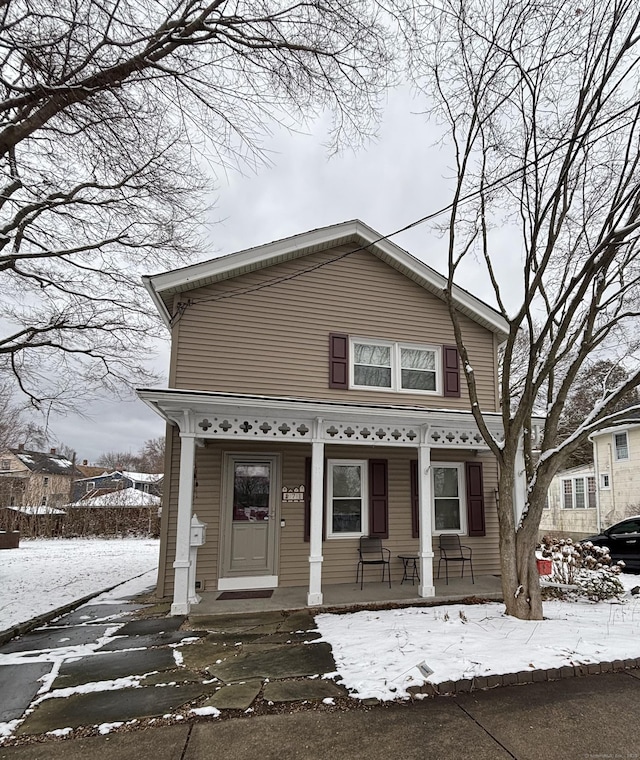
<box><xmin>443</xmin><ymin>345</ymin><xmax>461</xmax><ymax>397</ymax></box>
<box><xmin>368</xmin><ymin>459</ymin><xmax>389</xmax><ymax>538</ymax></box>
<box><xmin>465</xmin><ymin>461</ymin><xmax>485</xmax><ymax>536</ymax></box>
<box><xmin>329</xmin><ymin>333</ymin><xmax>349</xmax><ymax>389</ymax></box>
<box><xmin>410</xmin><ymin>460</ymin><xmax>419</xmax><ymax>538</ymax></box>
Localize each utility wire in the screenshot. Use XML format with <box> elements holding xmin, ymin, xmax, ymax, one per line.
<box><xmin>168</xmin><ymin>102</ymin><xmax>640</xmax><ymax>327</ymax></box>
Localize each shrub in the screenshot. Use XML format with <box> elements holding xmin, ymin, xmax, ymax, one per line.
<box><xmin>538</xmin><ymin>536</ymin><xmax>625</xmax><ymax>601</ymax></box>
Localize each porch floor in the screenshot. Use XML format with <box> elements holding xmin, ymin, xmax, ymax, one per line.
<box><xmin>188</xmin><ymin>574</ymin><xmax>503</xmax><ymax>621</ymax></box>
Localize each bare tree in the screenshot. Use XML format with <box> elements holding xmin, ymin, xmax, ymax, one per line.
<box><xmin>0</xmin><ymin>0</ymin><xmax>400</xmax><ymax>412</ymax></box>
<box><xmin>139</xmin><ymin>437</ymin><xmax>165</xmax><ymax>473</ymax></box>
<box><xmin>96</xmin><ymin>450</ymin><xmax>143</xmax><ymax>472</ymax></box>
<box><xmin>412</xmin><ymin>0</ymin><xmax>640</xmax><ymax>619</ymax></box>
<box><xmin>0</xmin><ymin>383</ymin><xmax>47</xmax><ymax>451</ymax></box>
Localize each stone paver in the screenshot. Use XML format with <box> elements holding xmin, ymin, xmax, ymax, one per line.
<box><xmin>179</xmin><ymin>640</ymin><xmax>236</xmax><ymax>670</ymax></box>
<box><xmin>262</xmin><ymin>679</ymin><xmax>346</xmax><ymax>703</ymax></box>
<box><xmin>254</xmin><ymin>631</ymin><xmax>321</xmax><ymax>644</ymax></box>
<box><xmin>53</xmin><ymin>647</ymin><xmax>177</xmax><ymax>689</ymax></box>
<box><xmin>97</xmin><ymin>630</ymin><xmax>205</xmax><ymax>652</ymax></box>
<box><xmin>53</xmin><ymin>604</ymin><xmax>145</xmax><ymax>626</ymax></box>
<box><xmin>202</xmin><ymin>680</ymin><xmax>263</xmax><ymax>710</ymax></box>
<box><xmin>279</xmin><ymin>611</ymin><xmax>316</xmax><ymax>632</ymax></box>
<box><xmin>208</xmin><ymin>643</ymin><xmax>335</xmax><ymax>684</ymax></box>
<box><xmin>16</xmin><ymin>682</ymin><xmax>216</xmax><ymax>735</ymax></box>
<box><xmin>115</xmin><ymin>617</ymin><xmax>185</xmax><ymax>636</ymax></box>
<box><xmin>193</xmin><ymin>611</ymin><xmax>284</xmax><ymax>632</ymax></box>
<box><xmin>0</xmin><ymin>663</ymin><xmax>53</xmax><ymax>721</ymax></box>
<box><xmin>1</xmin><ymin>626</ymin><xmax>113</xmax><ymax>654</ymax></box>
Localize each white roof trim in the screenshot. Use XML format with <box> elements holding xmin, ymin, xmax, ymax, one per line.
<box><xmin>143</xmin><ymin>220</ymin><xmax>509</xmax><ymax>339</ymax></box>
<box><xmin>588</xmin><ymin>420</ymin><xmax>640</xmax><ymax>440</ymax></box>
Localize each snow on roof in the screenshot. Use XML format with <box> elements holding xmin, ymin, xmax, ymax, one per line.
<box><xmin>7</xmin><ymin>505</ymin><xmax>66</xmax><ymax>516</ymax></box>
<box><xmin>121</xmin><ymin>471</ymin><xmax>163</xmax><ymax>483</ymax></box>
<box><xmin>9</xmin><ymin>449</ymin><xmax>80</xmax><ymax>476</ymax></box>
<box><xmin>72</xmin><ymin>487</ymin><xmax>161</xmax><ymax>508</ymax></box>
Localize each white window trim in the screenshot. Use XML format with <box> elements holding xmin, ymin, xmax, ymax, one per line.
<box><xmin>600</xmin><ymin>473</ymin><xmax>611</xmax><ymax>490</ymax></box>
<box><xmin>561</xmin><ymin>476</ymin><xmax>596</xmax><ymax>509</ymax></box>
<box><xmin>349</xmin><ymin>337</ymin><xmax>441</xmax><ymax>395</ymax></box>
<box><xmin>432</xmin><ymin>462</ymin><xmax>466</xmax><ymax>535</ymax></box>
<box><xmin>614</xmin><ymin>431</ymin><xmax>629</xmax><ymax>461</ymax></box>
<box><xmin>326</xmin><ymin>459</ymin><xmax>369</xmax><ymax>540</ymax></box>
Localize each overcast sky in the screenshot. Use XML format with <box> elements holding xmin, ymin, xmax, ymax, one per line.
<box><xmin>47</xmin><ymin>86</ymin><xmax>520</xmax><ymax>464</ymax></box>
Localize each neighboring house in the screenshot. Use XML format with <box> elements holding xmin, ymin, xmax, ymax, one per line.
<box><xmin>72</xmin><ymin>487</ymin><xmax>161</xmax><ymax>508</ymax></box>
<box><xmin>541</xmin><ymin>464</ymin><xmax>597</xmax><ymax>539</ymax></box>
<box><xmin>0</xmin><ymin>446</ymin><xmax>81</xmax><ymax>510</ymax></box>
<box><xmin>541</xmin><ymin>420</ymin><xmax>640</xmax><ymax>540</ymax></box>
<box><xmin>138</xmin><ymin>220</ymin><xmax>536</xmax><ymax>615</ymax></box>
<box><xmin>72</xmin><ymin>470</ymin><xmax>163</xmax><ymax>502</ymax></box>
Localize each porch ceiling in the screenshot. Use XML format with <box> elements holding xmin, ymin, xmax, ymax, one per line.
<box><xmin>137</xmin><ymin>388</ymin><xmax>523</xmax><ymax>450</ymax></box>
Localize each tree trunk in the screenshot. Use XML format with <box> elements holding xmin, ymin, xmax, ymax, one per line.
<box><xmin>497</xmin><ymin>463</ymin><xmax>543</xmax><ymax>620</ymax></box>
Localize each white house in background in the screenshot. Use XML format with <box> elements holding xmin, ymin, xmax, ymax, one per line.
<box><xmin>541</xmin><ymin>419</ymin><xmax>640</xmax><ymax>539</ymax></box>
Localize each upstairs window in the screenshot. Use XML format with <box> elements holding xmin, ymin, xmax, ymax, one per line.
<box><xmin>0</xmin><ymin>459</ymin><xmax>10</xmax><ymax>471</ymax></box>
<box><xmin>43</xmin><ymin>477</ymin><xmax>49</xmax><ymax>488</ymax></box>
<box><xmin>614</xmin><ymin>432</ymin><xmax>629</xmax><ymax>461</ymax></box>
<box><xmin>351</xmin><ymin>339</ymin><xmax>440</xmax><ymax>394</ymax></box>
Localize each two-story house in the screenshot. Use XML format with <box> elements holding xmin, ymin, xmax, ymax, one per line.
<box><xmin>542</xmin><ymin>419</ymin><xmax>640</xmax><ymax>539</ymax></box>
<box><xmin>138</xmin><ymin>220</ymin><xmax>518</xmax><ymax>615</ymax></box>
<box><xmin>0</xmin><ymin>446</ymin><xmax>81</xmax><ymax>509</ymax></box>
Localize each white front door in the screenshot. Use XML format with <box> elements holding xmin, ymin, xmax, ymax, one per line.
<box><xmin>220</xmin><ymin>454</ymin><xmax>279</xmax><ymax>588</ymax></box>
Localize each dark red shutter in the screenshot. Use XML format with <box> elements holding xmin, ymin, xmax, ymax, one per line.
<box><xmin>303</xmin><ymin>457</ymin><xmax>311</xmax><ymax>542</ymax></box>
<box><xmin>410</xmin><ymin>460</ymin><xmax>419</xmax><ymax>538</ymax></box>
<box><xmin>329</xmin><ymin>333</ymin><xmax>349</xmax><ymax>389</ymax></box>
<box><xmin>465</xmin><ymin>461</ymin><xmax>485</xmax><ymax>536</ymax></box>
<box><xmin>368</xmin><ymin>459</ymin><xmax>389</xmax><ymax>538</ymax></box>
<box><xmin>443</xmin><ymin>345</ymin><xmax>461</xmax><ymax>397</ymax></box>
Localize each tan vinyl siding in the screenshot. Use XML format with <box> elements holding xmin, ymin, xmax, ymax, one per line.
<box><xmin>171</xmin><ymin>246</ymin><xmax>499</xmax><ymax>411</ymax></box>
<box><xmin>160</xmin><ymin>440</ymin><xmax>500</xmax><ymax>598</ymax></box>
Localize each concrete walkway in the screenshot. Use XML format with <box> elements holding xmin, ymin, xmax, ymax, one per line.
<box><xmin>2</xmin><ymin>670</ymin><xmax>640</xmax><ymax>759</ymax></box>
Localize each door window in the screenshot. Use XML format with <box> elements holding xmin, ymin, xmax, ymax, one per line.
<box><xmin>232</xmin><ymin>463</ymin><xmax>270</xmax><ymax>522</ymax></box>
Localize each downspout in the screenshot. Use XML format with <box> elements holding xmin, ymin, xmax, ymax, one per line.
<box><xmin>590</xmin><ymin>434</ymin><xmax>601</xmax><ymax>534</ymax></box>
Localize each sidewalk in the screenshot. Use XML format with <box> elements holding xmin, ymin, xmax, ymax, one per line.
<box><xmin>2</xmin><ymin>669</ymin><xmax>640</xmax><ymax>760</ymax></box>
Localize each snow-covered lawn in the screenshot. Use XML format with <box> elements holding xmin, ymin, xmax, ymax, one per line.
<box><xmin>316</xmin><ymin>574</ymin><xmax>640</xmax><ymax>701</ymax></box>
<box><xmin>0</xmin><ymin>538</ymin><xmax>159</xmax><ymax>632</ymax></box>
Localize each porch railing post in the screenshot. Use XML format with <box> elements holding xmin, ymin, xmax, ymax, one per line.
<box><xmin>418</xmin><ymin>442</ymin><xmax>435</xmax><ymax>597</ymax></box>
<box><xmin>171</xmin><ymin>433</ymin><xmax>196</xmax><ymax>615</ymax></box>
<box><xmin>307</xmin><ymin>437</ymin><xmax>325</xmax><ymax>606</ymax></box>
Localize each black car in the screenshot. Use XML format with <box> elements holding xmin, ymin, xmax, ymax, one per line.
<box><xmin>584</xmin><ymin>516</ymin><xmax>640</xmax><ymax>571</ymax></box>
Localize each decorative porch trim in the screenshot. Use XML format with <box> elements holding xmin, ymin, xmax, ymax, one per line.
<box><xmin>137</xmin><ymin>389</ymin><xmax>531</xmax><ymax>451</ymax></box>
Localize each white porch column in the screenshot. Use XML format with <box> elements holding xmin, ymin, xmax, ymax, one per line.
<box><xmin>418</xmin><ymin>443</ymin><xmax>435</xmax><ymax>597</ymax></box>
<box><xmin>171</xmin><ymin>433</ymin><xmax>196</xmax><ymax>616</ymax></box>
<box><xmin>307</xmin><ymin>439</ymin><xmax>325</xmax><ymax>606</ymax></box>
<box><xmin>513</xmin><ymin>442</ymin><xmax>527</xmax><ymax>526</ymax></box>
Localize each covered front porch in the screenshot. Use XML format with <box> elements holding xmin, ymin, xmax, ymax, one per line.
<box><xmin>188</xmin><ymin>573</ymin><xmax>503</xmax><ymax>621</ymax></box>
<box><xmin>138</xmin><ymin>389</ymin><xmax>527</xmax><ymax>616</ymax></box>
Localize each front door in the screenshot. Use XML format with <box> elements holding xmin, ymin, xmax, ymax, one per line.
<box><xmin>220</xmin><ymin>454</ymin><xmax>279</xmax><ymax>586</ymax></box>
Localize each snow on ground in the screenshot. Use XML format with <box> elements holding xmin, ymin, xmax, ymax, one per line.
<box><xmin>0</xmin><ymin>538</ymin><xmax>159</xmax><ymax>632</ymax></box>
<box><xmin>315</xmin><ymin>574</ymin><xmax>640</xmax><ymax>702</ymax></box>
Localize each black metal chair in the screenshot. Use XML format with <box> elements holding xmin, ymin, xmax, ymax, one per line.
<box><xmin>356</xmin><ymin>536</ymin><xmax>391</xmax><ymax>589</ymax></box>
<box><xmin>437</xmin><ymin>534</ymin><xmax>474</xmax><ymax>584</ymax></box>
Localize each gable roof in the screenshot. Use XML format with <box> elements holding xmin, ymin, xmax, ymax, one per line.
<box><xmin>7</xmin><ymin>448</ymin><xmax>80</xmax><ymax>476</ymax></box>
<box><xmin>143</xmin><ymin>220</ymin><xmax>509</xmax><ymax>341</ymax></box>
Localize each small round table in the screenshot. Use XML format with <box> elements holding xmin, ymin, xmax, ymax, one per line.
<box><xmin>398</xmin><ymin>555</ymin><xmax>420</xmax><ymax>585</ymax></box>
